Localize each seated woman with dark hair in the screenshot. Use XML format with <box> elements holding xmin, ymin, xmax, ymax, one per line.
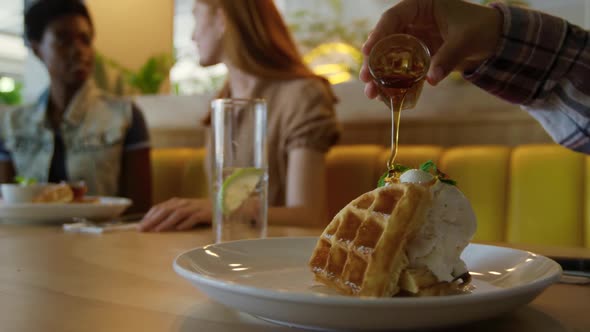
<box><xmin>0</xmin><ymin>0</ymin><xmax>152</xmax><ymax>212</ymax></box>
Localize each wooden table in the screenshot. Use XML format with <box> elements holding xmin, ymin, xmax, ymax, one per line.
<box><xmin>0</xmin><ymin>225</ymin><xmax>588</xmax><ymax>332</ymax></box>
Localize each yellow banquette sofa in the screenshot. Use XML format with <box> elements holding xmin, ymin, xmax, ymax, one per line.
<box><xmin>151</xmin><ymin>144</ymin><xmax>590</xmax><ymax>248</ymax></box>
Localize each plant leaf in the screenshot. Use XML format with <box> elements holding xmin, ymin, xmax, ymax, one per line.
<box><xmin>14</xmin><ymin>176</ymin><xmax>37</xmax><ymax>185</ymax></box>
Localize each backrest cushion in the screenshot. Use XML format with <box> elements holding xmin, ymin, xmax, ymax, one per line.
<box><xmin>440</xmin><ymin>146</ymin><xmax>511</xmax><ymax>242</ymax></box>
<box><xmin>507</xmin><ymin>145</ymin><xmax>585</xmax><ymax>246</ymax></box>
<box><xmin>325</xmin><ymin>145</ymin><xmax>384</xmax><ymax>220</ymax></box>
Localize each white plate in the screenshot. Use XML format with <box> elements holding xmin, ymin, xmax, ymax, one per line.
<box><xmin>174</xmin><ymin>237</ymin><xmax>562</xmax><ymax>331</ymax></box>
<box><xmin>0</xmin><ymin>197</ymin><xmax>132</xmax><ymax>223</ymax></box>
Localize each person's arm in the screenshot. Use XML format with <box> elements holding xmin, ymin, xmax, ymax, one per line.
<box><xmin>138</xmin><ymin>197</ymin><xmax>211</xmax><ymax>232</ymax></box>
<box><xmin>464</xmin><ymin>4</ymin><xmax>590</xmax><ymax>153</ymax></box>
<box><xmin>268</xmin><ymin>148</ymin><xmax>327</xmax><ymax>227</ymax></box>
<box><xmin>359</xmin><ymin>0</ymin><xmax>590</xmax><ymax>154</ymax></box>
<box><xmin>360</xmin><ymin>0</ymin><xmax>503</xmax><ymax>96</ymax></box>
<box><xmin>0</xmin><ymin>161</ymin><xmax>15</xmax><ymax>183</ymax></box>
<box><xmin>120</xmin><ymin>148</ymin><xmax>152</xmax><ymax>213</ymax></box>
<box><xmin>119</xmin><ymin>104</ymin><xmax>152</xmax><ymax>213</ymax></box>
<box><xmin>0</xmin><ymin>138</ymin><xmax>14</xmax><ymax>183</ymax></box>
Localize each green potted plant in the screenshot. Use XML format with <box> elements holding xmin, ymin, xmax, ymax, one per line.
<box><xmin>94</xmin><ymin>52</ymin><xmax>173</xmax><ymax>96</ymax></box>
<box><xmin>0</xmin><ymin>82</ymin><xmax>23</xmax><ymax>106</ymax></box>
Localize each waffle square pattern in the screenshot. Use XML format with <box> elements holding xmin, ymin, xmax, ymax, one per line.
<box><xmin>309</xmin><ymin>183</ymin><xmax>434</xmax><ymax>297</ymax></box>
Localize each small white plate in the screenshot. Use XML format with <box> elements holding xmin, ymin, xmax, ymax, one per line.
<box><xmin>0</xmin><ymin>197</ymin><xmax>132</xmax><ymax>223</ymax></box>
<box><xmin>174</xmin><ymin>237</ymin><xmax>561</xmax><ymax>331</ymax></box>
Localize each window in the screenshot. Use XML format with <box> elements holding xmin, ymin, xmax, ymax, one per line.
<box><xmin>170</xmin><ymin>0</ymin><xmax>227</xmax><ymax>95</ymax></box>
<box><xmin>0</xmin><ymin>0</ymin><xmax>26</xmax><ymax>78</ymax></box>
<box><xmin>0</xmin><ymin>0</ymin><xmax>26</xmax><ymax>105</ymax></box>
<box><xmin>170</xmin><ymin>0</ymin><xmax>392</xmax><ymax>95</ymax></box>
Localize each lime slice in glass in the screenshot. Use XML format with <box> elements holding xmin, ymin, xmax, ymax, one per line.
<box><xmin>220</xmin><ymin>168</ymin><xmax>264</xmax><ymax>215</ymax></box>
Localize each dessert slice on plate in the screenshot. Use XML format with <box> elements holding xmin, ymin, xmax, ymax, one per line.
<box><xmin>309</xmin><ymin>164</ymin><xmax>476</xmax><ymax>297</ymax></box>
<box><xmin>309</xmin><ymin>183</ymin><xmax>431</xmax><ymax>296</ymax></box>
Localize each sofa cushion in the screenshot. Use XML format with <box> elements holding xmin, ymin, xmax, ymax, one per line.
<box><xmin>325</xmin><ymin>145</ymin><xmax>383</xmax><ymax>221</ymax></box>
<box><xmin>151</xmin><ymin>148</ymin><xmax>208</xmax><ymax>204</ymax></box>
<box><xmin>440</xmin><ymin>146</ymin><xmax>511</xmax><ymax>243</ymax></box>
<box><xmin>150</xmin><ymin>144</ymin><xmax>589</xmax><ymax>248</ymax></box>
<box><xmin>507</xmin><ymin>145</ymin><xmax>585</xmax><ymax>247</ymax></box>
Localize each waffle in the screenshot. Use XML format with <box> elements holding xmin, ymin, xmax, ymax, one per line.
<box><xmin>309</xmin><ymin>183</ymin><xmax>432</xmax><ymax>297</ymax></box>
<box><xmin>398</xmin><ymin>267</ymin><xmax>470</xmax><ymax>296</ymax></box>
<box><xmin>33</xmin><ymin>184</ymin><xmax>74</xmax><ymax>203</ymax></box>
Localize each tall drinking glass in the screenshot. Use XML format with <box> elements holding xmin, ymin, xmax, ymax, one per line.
<box><xmin>211</xmin><ymin>98</ymin><xmax>268</xmax><ymax>243</ymax></box>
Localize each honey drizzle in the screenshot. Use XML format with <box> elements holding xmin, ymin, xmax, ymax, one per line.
<box><xmin>386</xmin><ymin>93</ymin><xmax>407</xmax><ymax>183</ymax></box>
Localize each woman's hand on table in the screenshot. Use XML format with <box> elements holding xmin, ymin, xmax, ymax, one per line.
<box><xmin>138</xmin><ymin>198</ymin><xmax>212</xmax><ymax>232</ymax></box>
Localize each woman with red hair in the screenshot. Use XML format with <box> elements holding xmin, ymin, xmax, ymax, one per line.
<box><xmin>139</xmin><ymin>0</ymin><xmax>340</xmax><ymax>231</ymax></box>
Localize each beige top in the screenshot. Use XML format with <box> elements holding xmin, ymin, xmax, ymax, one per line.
<box><xmin>207</xmin><ymin>78</ymin><xmax>340</xmax><ymax>206</ymax></box>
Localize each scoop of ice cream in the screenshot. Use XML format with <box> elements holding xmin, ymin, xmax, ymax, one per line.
<box><xmin>399</xmin><ymin>169</ymin><xmax>435</xmax><ymax>184</ymax></box>
<box><xmin>400</xmin><ymin>169</ymin><xmax>477</xmax><ymax>282</ymax></box>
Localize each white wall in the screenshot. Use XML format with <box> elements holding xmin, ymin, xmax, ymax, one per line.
<box><xmin>531</xmin><ymin>0</ymin><xmax>588</xmax><ymax>28</ymax></box>
<box><xmin>0</xmin><ymin>34</ymin><xmax>27</xmax><ymax>78</ymax></box>
<box><xmin>0</xmin><ymin>0</ymin><xmax>25</xmax><ymax>80</ymax></box>
<box><xmin>86</xmin><ymin>0</ymin><xmax>174</xmax><ymax>72</ymax></box>
<box><xmin>280</xmin><ymin>0</ymin><xmax>589</xmax><ymax>29</ymax></box>
<box><xmin>22</xmin><ymin>52</ymin><xmax>47</xmax><ymax>103</ymax></box>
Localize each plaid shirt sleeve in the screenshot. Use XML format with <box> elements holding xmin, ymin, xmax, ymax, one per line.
<box><xmin>464</xmin><ymin>3</ymin><xmax>590</xmax><ymax>154</ymax></box>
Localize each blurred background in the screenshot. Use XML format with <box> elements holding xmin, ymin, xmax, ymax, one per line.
<box><xmin>1</xmin><ymin>0</ymin><xmax>589</xmax><ymax>148</ymax></box>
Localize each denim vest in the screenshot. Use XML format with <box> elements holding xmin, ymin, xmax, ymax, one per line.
<box><xmin>0</xmin><ymin>82</ymin><xmax>132</xmax><ymax>196</ymax></box>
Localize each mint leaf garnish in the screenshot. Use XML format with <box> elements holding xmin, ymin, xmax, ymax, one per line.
<box><xmin>419</xmin><ymin>160</ymin><xmax>436</xmax><ymax>173</ymax></box>
<box><xmin>378</xmin><ymin>161</ymin><xmax>458</xmax><ymax>187</ymax></box>
<box><xmin>393</xmin><ymin>164</ymin><xmax>410</xmax><ymax>173</ymax></box>
<box><xmin>434</xmin><ymin>166</ymin><xmax>457</xmax><ymax>186</ymax></box>
<box><xmin>377</xmin><ymin>172</ymin><xmax>388</xmax><ymax>188</ymax></box>
<box><xmin>416</xmin><ymin>161</ymin><xmax>458</xmax><ymax>186</ymax></box>
<box><xmin>377</xmin><ymin>164</ymin><xmax>410</xmax><ymax>188</ymax></box>
<box><xmin>439</xmin><ymin>178</ymin><xmax>457</xmax><ymax>186</ymax></box>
